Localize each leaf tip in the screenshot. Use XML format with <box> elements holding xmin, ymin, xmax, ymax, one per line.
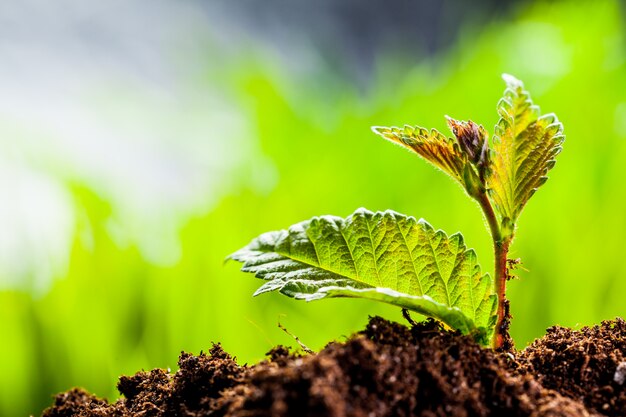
<box><xmin>354</xmin><ymin>207</ymin><xmax>371</xmax><ymax>215</ymax></box>
<box><xmin>225</xmin><ymin>248</ymin><xmax>245</xmax><ymax>264</ymax></box>
<box><xmin>371</xmin><ymin>126</ymin><xmax>386</xmax><ymax>135</ymax></box>
<box><xmin>416</xmin><ymin>217</ymin><xmax>434</xmax><ymax>232</ymax></box>
<box><xmin>501</xmin><ymin>73</ymin><xmax>523</xmax><ymax>89</ymax></box>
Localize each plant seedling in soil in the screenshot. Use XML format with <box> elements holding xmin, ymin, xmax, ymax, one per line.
<box><xmin>45</xmin><ymin>75</ymin><xmax>626</xmax><ymax>417</ymax></box>
<box><xmin>230</xmin><ymin>74</ymin><xmax>564</xmax><ymax>350</ymax></box>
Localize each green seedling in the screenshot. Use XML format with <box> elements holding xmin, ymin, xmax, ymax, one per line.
<box><xmin>229</xmin><ymin>74</ymin><xmax>564</xmax><ymax>349</ymax></box>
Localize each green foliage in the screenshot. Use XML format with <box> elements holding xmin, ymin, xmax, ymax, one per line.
<box><xmin>489</xmin><ymin>74</ymin><xmax>565</xmax><ymax>233</ymax></box>
<box><xmin>230</xmin><ymin>208</ymin><xmax>496</xmax><ymax>342</ymax></box>
<box><xmin>372</xmin><ymin>74</ymin><xmax>564</xmax><ymax>233</ymax></box>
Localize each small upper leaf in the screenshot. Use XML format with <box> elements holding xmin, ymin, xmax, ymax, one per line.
<box><xmin>372</xmin><ymin>125</ymin><xmax>468</xmax><ymax>185</ymax></box>
<box><xmin>229</xmin><ymin>208</ymin><xmax>496</xmax><ymax>342</ymax></box>
<box><xmin>488</xmin><ymin>74</ymin><xmax>565</xmax><ymax>228</ymax></box>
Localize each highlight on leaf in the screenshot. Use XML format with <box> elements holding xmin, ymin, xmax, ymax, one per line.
<box><xmin>229</xmin><ymin>208</ymin><xmax>497</xmax><ymax>343</ymax></box>
<box><xmin>488</xmin><ymin>74</ymin><xmax>565</xmax><ymax>228</ymax></box>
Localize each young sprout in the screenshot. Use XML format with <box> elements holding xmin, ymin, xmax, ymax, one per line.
<box><xmin>229</xmin><ymin>75</ymin><xmax>564</xmax><ymax>349</ymax></box>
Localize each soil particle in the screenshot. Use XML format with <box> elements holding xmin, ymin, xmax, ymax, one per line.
<box><xmin>516</xmin><ymin>318</ymin><xmax>626</xmax><ymax>417</ymax></box>
<box><xmin>43</xmin><ymin>317</ymin><xmax>616</xmax><ymax>417</ymax></box>
<box><xmin>265</xmin><ymin>345</ymin><xmax>297</xmax><ymax>366</ymax></box>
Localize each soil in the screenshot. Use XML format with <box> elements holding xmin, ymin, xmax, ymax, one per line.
<box><xmin>42</xmin><ymin>317</ymin><xmax>626</xmax><ymax>417</ymax></box>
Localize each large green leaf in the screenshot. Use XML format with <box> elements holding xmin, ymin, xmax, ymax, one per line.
<box><xmin>229</xmin><ymin>208</ymin><xmax>496</xmax><ymax>342</ymax></box>
<box><xmin>488</xmin><ymin>74</ymin><xmax>565</xmax><ymax>227</ymax></box>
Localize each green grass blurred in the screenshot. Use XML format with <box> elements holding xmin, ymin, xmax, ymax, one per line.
<box><xmin>2</xmin><ymin>1</ymin><xmax>626</xmax><ymax>415</ymax></box>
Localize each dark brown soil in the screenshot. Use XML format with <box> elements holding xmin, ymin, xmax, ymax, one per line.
<box><xmin>42</xmin><ymin>317</ymin><xmax>626</xmax><ymax>417</ymax></box>
<box><xmin>515</xmin><ymin>318</ymin><xmax>626</xmax><ymax>416</ymax></box>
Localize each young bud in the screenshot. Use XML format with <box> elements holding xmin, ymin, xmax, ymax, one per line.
<box><xmin>446</xmin><ymin>117</ymin><xmax>489</xmax><ymax>169</ymax></box>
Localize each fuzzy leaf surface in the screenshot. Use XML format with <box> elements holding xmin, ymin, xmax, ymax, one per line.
<box><xmin>229</xmin><ymin>208</ymin><xmax>496</xmax><ymax>340</ymax></box>
<box><xmin>488</xmin><ymin>74</ymin><xmax>565</xmax><ymax>225</ymax></box>
<box><xmin>372</xmin><ymin>125</ymin><xmax>468</xmax><ymax>185</ymax></box>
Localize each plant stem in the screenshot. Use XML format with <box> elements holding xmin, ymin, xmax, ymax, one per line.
<box><xmin>493</xmin><ymin>236</ymin><xmax>512</xmax><ymax>350</ymax></box>
<box><xmin>475</xmin><ymin>192</ymin><xmax>512</xmax><ymax>350</ymax></box>
<box><xmin>476</xmin><ymin>193</ymin><xmax>501</xmax><ymax>243</ymax></box>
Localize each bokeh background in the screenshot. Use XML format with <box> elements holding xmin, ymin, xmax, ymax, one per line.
<box><xmin>1</xmin><ymin>0</ymin><xmax>625</xmax><ymax>415</ymax></box>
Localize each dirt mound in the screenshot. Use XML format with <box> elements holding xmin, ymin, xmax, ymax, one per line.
<box><xmin>516</xmin><ymin>318</ymin><xmax>626</xmax><ymax>416</ymax></box>
<box><xmin>43</xmin><ymin>317</ymin><xmax>613</xmax><ymax>417</ymax></box>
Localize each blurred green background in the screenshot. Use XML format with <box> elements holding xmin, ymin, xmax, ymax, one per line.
<box><xmin>1</xmin><ymin>0</ymin><xmax>626</xmax><ymax>415</ymax></box>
